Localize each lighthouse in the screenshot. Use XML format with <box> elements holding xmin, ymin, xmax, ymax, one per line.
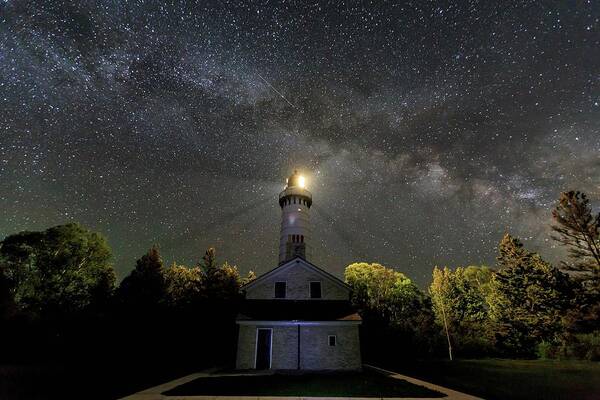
<box><xmin>278</xmin><ymin>170</ymin><xmax>312</xmax><ymax>264</ymax></box>
<box><xmin>235</xmin><ymin>169</ymin><xmax>362</xmax><ymax>371</ymax></box>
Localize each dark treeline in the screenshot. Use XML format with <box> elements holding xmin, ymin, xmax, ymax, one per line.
<box><xmin>0</xmin><ymin>225</ymin><xmax>254</xmax><ymax>398</ymax></box>
<box><xmin>0</xmin><ymin>190</ymin><xmax>599</xmax><ymax>383</ymax></box>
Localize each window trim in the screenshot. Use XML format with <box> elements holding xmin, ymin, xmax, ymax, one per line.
<box><xmin>328</xmin><ymin>335</ymin><xmax>337</xmax><ymax>346</ymax></box>
<box><xmin>309</xmin><ymin>280</ymin><xmax>322</xmax><ymax>299</ymax></box>
<box><xmin>274</xmin><ymin>281</ymin><xmax>287</xmax><ymax>299</ymax></box>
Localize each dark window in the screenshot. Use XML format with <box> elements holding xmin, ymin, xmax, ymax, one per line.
<box><xmin>300</xmin><ymin>235</ymin><xmax>304</xmax><ymax>243</ymax></box>
<box><xmin>328</xmin><ymin>335</ymin><xmax>336</xmax><ymax>346</ymax></box>
<box><xmin>275</xmin><ymin>282</ymin><xmax>286</xmax><ymax>298</ymax></box>
<box><xmin>310</xmin><ymin>281</ymin><xmax>322</xmax><ymax>299</ymax></box>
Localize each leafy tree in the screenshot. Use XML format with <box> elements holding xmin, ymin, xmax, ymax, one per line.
<box><xmin>429</xmin><ymin>266</ymin><xmax>492</xmax><ymax>360</ymax></box>
<box><xmin>118</xmin><ymin>245</ymin><xmax>166</xmax><ymax>309</ymax></box>
<box><xmin>0</xmin><ymin>223</ymin><xmax>115</xmax><ymax>318</ymax></box>
<box><xmin>0</xmin><ymin>269</ymin><xmax>16</xmax><ymax>320</ymax></box>
<box><xmin>463</xmin><ymin>265</ymin><xmax>494</xmax><ymax>299</ymax></box>
<box><xmin>163</xmin><ymin>262</ymin><xmax>202</xmax><ymax>308</ymax></box>
<box><xmin>345</xmin><ymin>262</ymin><xmax>424</xmax><ymax>323</ymax></box>
<box><xmin>487</xmin><ymin>234</ymin><xmax>573</xmax><ymax>356</ymax></box>
<box><xmin>345</xmin><ymin>262</ymin><xmax>435</xmax><ymax>360</ymax></box>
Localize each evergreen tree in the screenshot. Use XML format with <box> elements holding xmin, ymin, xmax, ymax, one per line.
<box><xmin>118</xmin><ymin>245</ymin><xmax>166</xmax><ymax>310</ymax></box>
<box><xmin>552</xmin><ymin>191</ymin><xmax>600</xmax><ymax>291</ymax></box>
<box><xmin>487</xmin><ymin>234</ymin><xmax>573</xmax><ymax>356</ymax></box>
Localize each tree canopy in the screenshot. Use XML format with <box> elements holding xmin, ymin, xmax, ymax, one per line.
<box><xmin>487</xmin><ymin>234</ymin><xmax>573</xmax><ymax>355</ymax></box>
<box><xmin>0</xmin><ymin>223</ymin><xmax>115</xmax><ymax>318</ymax></box>
<box><xmin>345</xmin><ymin>262</ymin><xmax>425</xmax><ymax>325</ymax></box>
<box><xmin>429</xmin><ymin>265</ymin><xmax>492</xmax><ymax>358</ymax></box>
<box><xmin>552</xmin><ymin>190</ymin><xmax>600</xmax><ymax>295</ymax></box>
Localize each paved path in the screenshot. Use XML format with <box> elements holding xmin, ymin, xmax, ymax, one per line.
<box><xmin>119</xmin><ymin>366</ymin><xmax>483</xmax><ymax>400</ymax></box>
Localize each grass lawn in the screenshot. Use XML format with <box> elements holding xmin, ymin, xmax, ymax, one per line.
<box><xmin>0</xmin><ymin>362</ymin><xmax>196</xmax><ymax>400</ymax></box>
<box><xmin>385</xmin><ymin>358</ymin><xmax>600</xmax><ymax>400</ymax></box>
<box><xmin>164</xmin><ymin>370</ymin><xmax>445</xmax><ymax>398</ymax></box>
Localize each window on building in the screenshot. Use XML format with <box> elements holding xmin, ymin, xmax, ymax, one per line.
<box><xmin>274</xmin><ymin>281</ymin><xmax>286</xmax><ymax>298</ymax></box>
<box><xmin>328</xmin><ymin>335</ymin><xmax>337</xmax><ymax>346</ymax></box>
<box><xmin>310</xmin><ymin>281</ymin><xmax>322</xmax><ymax>299</ymax></box>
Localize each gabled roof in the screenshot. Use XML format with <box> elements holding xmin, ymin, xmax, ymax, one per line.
<box><xmin>242</xmin><ymin>256</ymin><xmax>352</xmax><ymax>292</ymax></box>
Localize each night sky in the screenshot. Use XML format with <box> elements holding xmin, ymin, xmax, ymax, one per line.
<box><xmin>1</xmin><ymin>1</ymin><xmax>599</xmax><ymax>285</ymax></box>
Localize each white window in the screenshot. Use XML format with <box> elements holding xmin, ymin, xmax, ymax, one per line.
<box><xmin>328</xmin><ymin>335</ymin><xmax>337</xmax><ymax>346</ymax></box>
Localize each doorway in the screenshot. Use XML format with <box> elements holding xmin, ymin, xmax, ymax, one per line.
<box><xmin>255</xmin><ymin>328</ymin><xmax>272</xmax><ymax>369</ymax></box>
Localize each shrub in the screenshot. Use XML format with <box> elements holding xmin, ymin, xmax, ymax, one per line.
<box><xmin>537</xmin><ymin>331</ymin><xmax>600</xmax><ymax>361</ymax></box>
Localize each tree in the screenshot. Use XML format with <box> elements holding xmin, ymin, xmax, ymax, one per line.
<box><xmin>487</xmin><ymin>234</ymin><xmax>573</xmax><ymax>356</ymax></box>
<box><xmin>552</xmin><ymin>191</ymin><xmax>600</xmax><ymax>292</ymax></box>
<box><xmin>429</xmin><ymin>266</ymin><xmax>492</xmax><ymax>360</ymax></box>
<box><xmin>197</xmin><ymin>247</ymin><xmax>252</xmax><ymax>300</ymax></box>
<box><xmin>0</xmin><ymin>269</ymin><xmax>16</xmax><ymax>320</ymax></box>
<box><xmin>0</xmin><ymin>223</ymin><xmax>115</xmax><ymax>318</ymax></box>
<box><xmin>345</xmin><ymin>262</ymin><xmax>425</xmax><ymax>323</ymax></box>
<box><xmin>118</xmin><ymin>245</ymin><xmax>166</xmax><ymax>310</ymax></box>
<box><xmin>345</xmin><ymin>262</ymin><xmax>435</xmax><ymax>360</ymax></box>
<box><xmin>163</xmin><ymin>262</ymin><xmax>202</xmax><ymax>308</ymax></box>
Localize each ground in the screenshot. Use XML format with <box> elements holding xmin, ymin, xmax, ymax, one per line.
<box><xmin>387</xmin><ymin>358</ymin><xmax>600</xmax><ymax>400</ymax></box>
<box><xmin>0</xmin><ymin>362</ymin><xmax>196</xmax><ymax>400</ymax></box>
<box><xmin>163</xmin><ymin>370</ymin><xmax>445</xmax><ymax>398</ymax></box>
<box><xmin>3</xmin><ymin>359</ymin><xmax>599</xmax><ymax>399</ymax></box>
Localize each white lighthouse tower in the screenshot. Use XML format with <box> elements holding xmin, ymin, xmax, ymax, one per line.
<box><xmin>278</xmin><ymin>170</ymin><xmax>312</xmax><ymax>264</ymax></box>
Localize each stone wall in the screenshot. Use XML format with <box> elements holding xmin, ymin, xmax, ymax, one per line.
<box><xmin>235</xmin><ymin>324</ymin><xmax>256</xmax><ymax>369</ymax></box>
<box><xmin>245</xmin><ymin>261</ymin><xmax>350</xmax><ymax>300</ymax></box>
<box><xmin>236</xmin><ymin>323</ymin><xmax>361</xmax><ymax>370</ymax></box>
<box><xmin>300</xmin><ymin>324</ymin><xmax>361</xmax><ymax>370</ymax></box>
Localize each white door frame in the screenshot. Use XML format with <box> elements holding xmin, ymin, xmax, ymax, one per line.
<box><xmin>254</xmin><ymin>327</ymin><xmax>273</xmax><ymax>369</ymax></box>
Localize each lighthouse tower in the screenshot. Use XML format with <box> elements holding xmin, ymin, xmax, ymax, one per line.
<box><xmin>278</xmin><ymin>170</ymin><xmax>312</xmax><ymax>264</ymax></box>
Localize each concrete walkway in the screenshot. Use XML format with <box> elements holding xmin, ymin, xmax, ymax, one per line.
<box><xmin>119</xmin><ymin>366</ymin><xmax>483</xmax><ymax>400</ymax></box>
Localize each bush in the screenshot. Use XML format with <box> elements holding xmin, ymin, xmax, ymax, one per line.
<box><xmin>537</xmin><ymin>331</ymin><xmax>600</xmax><ymax>361</ymax></box>
<box><xmin>536</xmin><ymin>341</ymin><xmax>556</xmax><ymax>360</ymax></box>
<box><xmin>573</xmin><ymin>331</ymin><xmax>600</xmax><ymax>361</ymax></box>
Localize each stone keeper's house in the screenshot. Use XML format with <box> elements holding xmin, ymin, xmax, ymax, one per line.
<box><xmin>235</xmin><ymin>171</ymin><xmax>362</xmax><ymax>370</ymax></box>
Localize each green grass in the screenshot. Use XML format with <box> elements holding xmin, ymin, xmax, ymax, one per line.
<box><xmin>385</xmin><ymin>358</ymin><xmax>600</xmax><ymax>400</ymax></box>
<box><xmin>163</xmin><ymin>370</ymin><xmax>446</xmax><ymax>397</ymax></box>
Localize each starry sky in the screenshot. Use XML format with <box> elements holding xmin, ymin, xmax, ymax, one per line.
<box><xmin>1</xmin><ymin>1</ymin><xmax>599</xmax><ymax>285</ymax></box>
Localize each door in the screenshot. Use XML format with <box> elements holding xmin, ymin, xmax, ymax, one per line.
<box><xmin>255</xmin><ymin>328</ymin><xmax>272</xmax><ymax>369</ymax></box>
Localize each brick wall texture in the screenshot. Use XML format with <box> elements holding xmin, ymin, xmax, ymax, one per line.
<box><xmin>236</xmin><ymin>323</ymin><xmax>361</xmax><ymax>370</ymax></box>
<box><xmin>245</xmin><ymin>261</ymin><xmax>350</xmax><ymax>300</ymax></box>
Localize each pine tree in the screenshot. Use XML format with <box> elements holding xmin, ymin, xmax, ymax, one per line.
<box><xmin>118</xmin><ymin>245</ymin><xmax>166</xmax><ymax>309</ymax></box>
<box><xmin>488</xmin><ymin>234</ymin><xmax>573</xmax><ymax>356</ymax></box>
<box><xmin>552</xmin><ymin>191</ymin><xmax>600</xmax><ymax>290</ymax></box>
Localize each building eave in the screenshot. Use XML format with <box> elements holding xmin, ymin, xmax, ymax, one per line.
<box><xmin>236</xmin><ymin>320</ymin><xmax>361</xmax><ymax>326</ymax></box>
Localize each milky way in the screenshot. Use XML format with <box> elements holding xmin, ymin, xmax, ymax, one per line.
<box><xmin>1</xmin><ymin>1</ymin><xmax>599</xmax><ymax>285</ymax></box>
